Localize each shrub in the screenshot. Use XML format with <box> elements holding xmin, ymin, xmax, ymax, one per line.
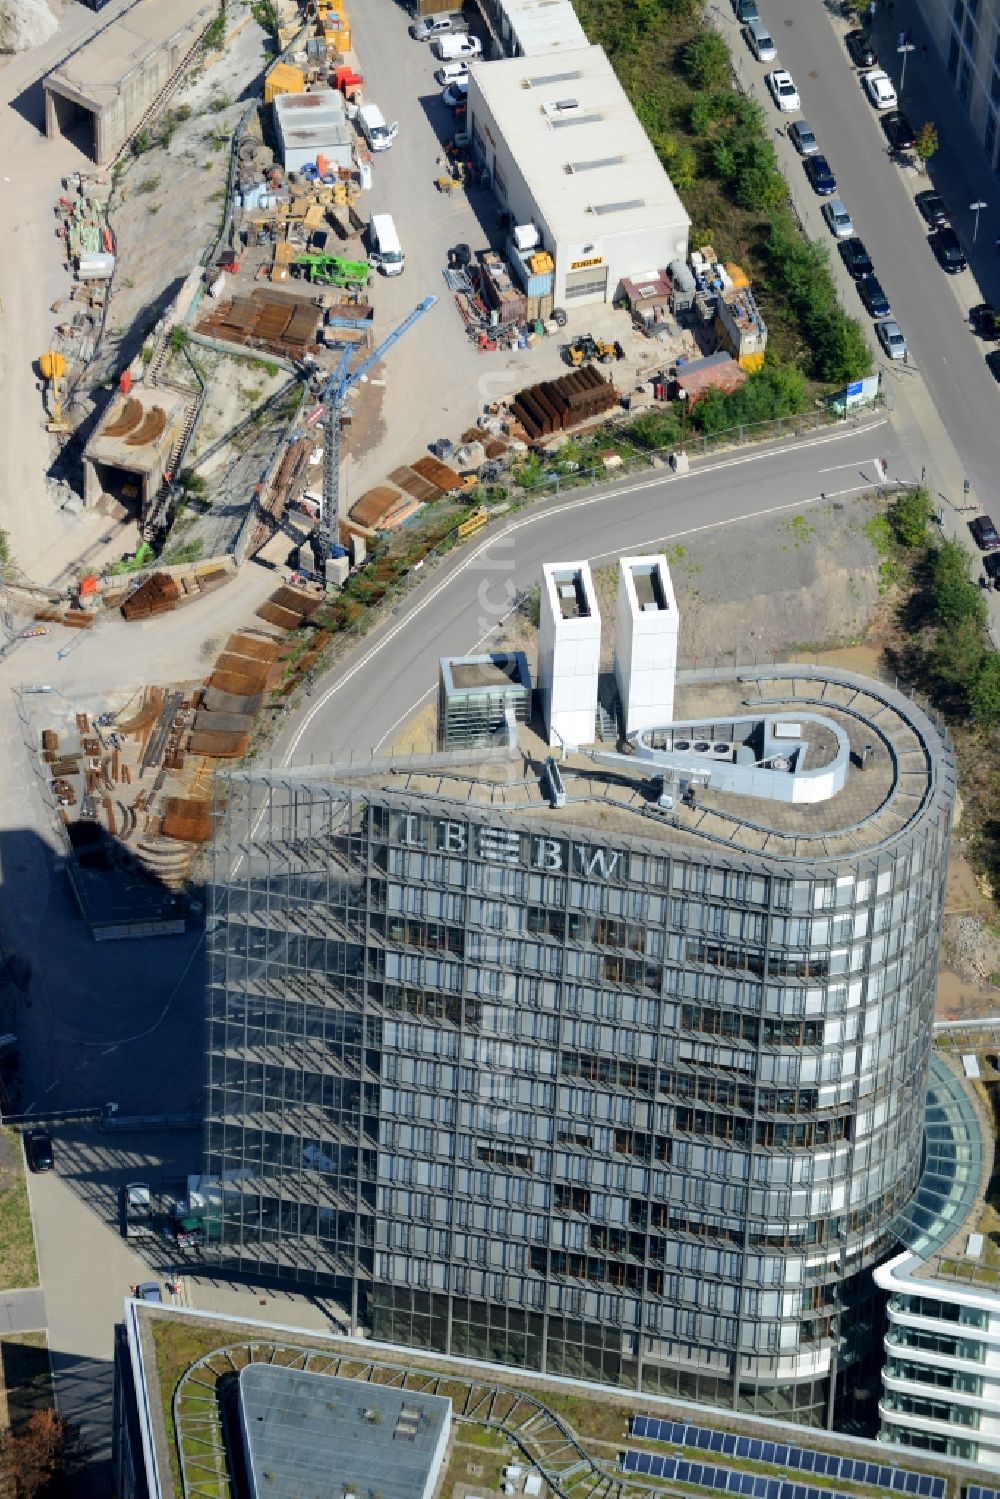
<box><xmin>690</xmin><ymin>362</ymin><xmax>809</xmax><ymax>435</ymax></box>
<box><xmin>682</xmin><ymin>31</ymin><xmax>731</xmax><ymax>90</ymax></box>
<box><xmin>891</xmin><ymin>486</ymin><xmax>933</xmax><ymax>549</ymax></box>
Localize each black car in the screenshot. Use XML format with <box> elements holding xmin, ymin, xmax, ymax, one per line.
<box><xmin>970</xmin><ymin>514</ymin><xmax>1000</xmax><ymax>550</ymax></box>
<box><xmin>881</xmin><ymin>110</ymin><xmax>916</xmax><ymax>152</ymax></box>
<box><xmin>845</xmin><ymin>29</ymin><xmax>877</xmax><ymax>67</ymax></box>
<box><xmin>984</xmin><ymin>550</ymin><xmax>1000</xmax><ymax>585</ymax></box>
<box><xmin>931</xmin><ymin>226</ymin><xmax>968</xmax><ymax>274</ymax></box>
<box><xmin>857</xmin><ymin>275</ymin><xmax>891</xmax><ymax>319</ymax></box>
<box><xmin>838</xmin><ymin>236</ymin><xmax>874</xmax><ymax>280</ymax></box>
<box><xmin>971</xmin><ymin>303</ymin><xmax>1000</xmax><ymax>339</ymax></box>
<box><xmin>986</xmin><ymin>350</ymin><xmax>1000</xmax><ymax>382</ymax></box>
<box><xmin>24</xmin><ymin>1130</ymin><xmax>54</xmax><ymax>1173</ymax></box>
<box><xmin>804</xmin><ymin>154</ymin><xmax>836</xmax><ymax>196</ymax></box>
<box><xmin>915</xmin><ymin>190</ymin><xmax>949</xmax><ymax>227</ymax></box>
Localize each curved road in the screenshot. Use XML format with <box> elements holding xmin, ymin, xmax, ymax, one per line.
<box><xmin>275</xmin><ymin>417</ymin><xmax>895</xmax><ymax>762</ymax></box>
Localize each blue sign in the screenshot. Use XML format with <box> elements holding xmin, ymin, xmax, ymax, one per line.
<box><xmin>898</xmin><ymin>30</ymin><xmax>906</xmax><ymax>47</ymax></box>
<box><xmin>846</xmin><ymin>380</ymin><xmax>864</xmax><ymax>396</ymax></box>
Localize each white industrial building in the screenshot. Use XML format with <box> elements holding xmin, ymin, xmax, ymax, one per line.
<box><xmin>274</xmin><ymin>89</ymin><xmax>353</xmax><ymax>172</ymax></box>
<box><xmin>537</xmin><ymin>561</ymin><xmax>601</xmax><ymax>747</ymax></box>
<box><xmin>467</xmin><ymin>46</ymin><xmax>691</xmax><ymax>306</ymax></box>
<box><xmin>614</xmin><ymin>555</ymin><xmax>679</xmax><ymax>734</ymax></box>
<box><xmin>473</xmin><ymin>0</ymin><xmax>589</xmax><ymax>59</ymax></box>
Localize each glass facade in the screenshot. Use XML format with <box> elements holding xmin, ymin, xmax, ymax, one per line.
<box><xmin>204</xmin><ymin>669</ymin><xmax>954</xmax><ymax>1432</ymax></box>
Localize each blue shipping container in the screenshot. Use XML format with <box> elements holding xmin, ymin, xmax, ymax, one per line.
<box><xmin>507</xmin><ymin>239</ymin><xmax>555</xmax><ymax>297</ymax></box>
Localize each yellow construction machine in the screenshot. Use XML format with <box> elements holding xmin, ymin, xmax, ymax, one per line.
<box><xmin>566</xmin><ymin>333</ymin><xmax>624</xmax><ymax>367</ymax></box>
<box><xmin>39</xmin><ymin>351</ymin><xmax>69</xmax><ymax>435</ymax></box>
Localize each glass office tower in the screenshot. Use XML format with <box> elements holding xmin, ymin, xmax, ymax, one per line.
<box><xmin>204</xmin><ymin>662</ymin><xmax>954</xmax><ymax>1430</ymax></box>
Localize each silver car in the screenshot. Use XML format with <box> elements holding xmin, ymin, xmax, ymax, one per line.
<box><xmin>789</xmin><ymin>119</ymin><xmax>819</xmax><ymax>155</ymax></box>
<box><xmin>822</xmin><ymin>198</ymin><xmax>854</xmax><ymax>238</ymax></box>
<box><xmin>876</xmin><ymin>319</ymin><xmax>907</xmax><ymax>361</ymax></box>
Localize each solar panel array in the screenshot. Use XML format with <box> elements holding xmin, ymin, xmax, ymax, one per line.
<box><xmin>966</xmin><ymin>1489</ymin><xmax>1000</xmax><ymax>1499</ymax></box>
<box><xmin>628</xmin><ymin>1418</ymin><xmax>945</xmax><ymax>1499</ymax></box>
<box><xmin>621</xmin><ymin>1450</ymin><xmax>943</xmax><ymax>1499</ymax></box>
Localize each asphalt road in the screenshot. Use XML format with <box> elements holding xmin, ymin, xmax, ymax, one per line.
<box><xmin>747</xmin><ymin>0</ymin><xmax>1000</xmax><ymax>502</ymax></box>
<box><xmin>275</xmin><ymin>416</ymin><xmax>896</xmax><ymax>761</ymax></box>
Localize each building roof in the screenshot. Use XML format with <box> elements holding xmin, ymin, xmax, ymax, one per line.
<box><xmin>44</xmin><ymin>0</ymin><xmax>217</xmax><ymax>107</ymax></box>
<box><xmin>443</xmin><ymin>652</ymin><xmax>532</xmax><ymax>692</ymax></box>
<box><xmin>675</xmin><ymin>352</ymin><xmax>747</xmax><ymax>401</ymax></box>
<box><xmin>468</xmin><ymin>46</ymin><xmax>690</xmax><ymax>249</ymax></box>
<box><xmin>239</xmin><ymin>1365</ymin><xmax>450</xmax><ymax>1499</ymax></box>
<box><xmin>230</xmin><ymin>664</ymin><xmax>954</xmax><ymax>867</ymax></box>
<box><xmin>501</xmin><ymin>0</ymin><xmax>589</xmax><ymax>56</ymax></box>
<box><xmin>274</xmin><ymin>88</ymin><xmax>351</xmax><ymax>154</ymax></box>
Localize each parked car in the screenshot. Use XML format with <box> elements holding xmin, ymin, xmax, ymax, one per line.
<box><xmin>845</xmin><ymin>29</ymin><xmax>877</xmax><ymax>67</ymax></box>
<box><xmin>838</xmin><ymin>236</ymin><xmax>874</xmax><ymax>279</ymax></box>
<box><xmin>985</xmin><ymin>349</ymin><xmax>1000</xmax><ymax>381</ymax></box>
<box><xmin>766</xmin><ymin>69</ymin><xmax>800</xmax><ymax>112</ymax></box>
<box><xmin>24</xmin><ymin>1129</ymin><xmax>53</xmax><ymax>1173</ymax></box>
<box><xmin>930</xmin><ymin>226</ymin><xmax>967</xmax><ymax>274</ymax></box>
<box><xmin>744</xmin><ymin>17</ymin><xmax>776</xmax><ymax>61</ymax></box>
<box><xmin>984</xmin><ymin>551</ymin><xmax>1000</xmax><ymax>585</ymax></box>
<box><xmin>881</xmin><ymin>110</ymin><xmax>915</xmax><ymax>152</ymax></box>
<box><xmin>733</xmin><ymin>0</ymin><xmax>759</xmax><ymax>19</ymax></box>
<box><xmin>804</xmin><ymin>153</ymin><xmax>836</xmax><ymax>195</ymax></box>
<box><xmin>788</xmin><ymin>119</ymin><xmax>818</xmax><ymax>155</ymax></box>
<box><xmin>435</xmin><ymin>61</ymin><xmax>468</xmax><ymax>87</ymax></box>
<box><xmin>442</xmin><ymin>80</ymin><xmax>468</xmax><ymax>108</ymax></box>
<box><xmin>822</xmin><ymin>198</ymin><xmax>854</xmax><ymax>238</ymax></box>
<box><xmin>862</xmin><ymin>69</ymin><xmax>897</xmax><ymax>109</ymax></box>
<box><xmin>410</xmin><ymin>12</ymin><xmax>467</xmax><ymax>40</ymax></box>
<box><xmin>915</xmin><ymin>190</ymin><xmax>950</xmax><ymax>227</ymax></box>
<box><xmin>970</xmin><ymin>514</ymin><xmax>1000</xmax><ymax>550</ymax></box>
<box><xmin>857</xmin><ymin>275</ymin><xmax>891</xmax><ymax>319</ymax></box>
<box><xmin>971</xmin><ymin>303</ymin><xmax>1000</xmax><ymax>339</ymax></box>
<box><xmin>135</xmin><ymin>1282</ymin><xmax>163</xmax><ymax>1303</ymax></box>
<box><xmin>876</xmin><ymin>319</ymin><xmax>907</xmax><ymax>360</ymax></box>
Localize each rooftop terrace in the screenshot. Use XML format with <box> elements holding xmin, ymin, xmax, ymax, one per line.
<box><xmin>255</xmin><ymin>664</ymin><xmax>954</xmax><ymax>866</ymax></box>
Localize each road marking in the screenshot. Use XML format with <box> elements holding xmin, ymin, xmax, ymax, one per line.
<box><xmin>371</xmin><ymin>484</ymin><xmax>870</xmax><ymax>754</ymax></box>
<box><xmin>816</xmin><ymin>459</ymin><xmax>875</xmax><ymax>473</ymax></box>
<box><xmin>284</xmin><ymin>420</ymin><xmax>888</xmax><ymax>763</ymax></box>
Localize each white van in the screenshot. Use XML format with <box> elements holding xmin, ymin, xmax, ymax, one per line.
<box><xmin>436</xmin><ymin>60</ymin><xmax>469</xmax><ymax>87</ymax></box>
<box><xmin>434</xmin><ymin>32</ymin><xmax>481</xmax><ymax>60</ymax></box>
<box><xmin>369</xmin><ymin>214</ymin><xmax>404</xmax><ymax>276</ymax></box>
<box><xmin>357</xmin><ymin>103</ymin><xmax>398</xmax><ymax>152</ymax></box>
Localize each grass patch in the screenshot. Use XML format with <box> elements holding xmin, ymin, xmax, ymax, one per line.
<box><xmin>0</xmin><ymin>1129</ymin><xmax>38</xmax><ymax>1291</ymax></box>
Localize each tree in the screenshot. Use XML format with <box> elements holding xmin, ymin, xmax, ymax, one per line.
<box><xmin>930</xmin><ymin>540</ymin><xmax>987</xmax><ymax>629</ymax></box>
<box><xmin>713</xmin><ymin>132</ymin><xmax>786</xmax><ymax>211</ymax></box>
<box><xmin>891</xmin><ymin>486</ymin><xmax>934</xmax><ymax>548</ymax></box>
<box><xmin>682</xmin><ymin>31</ymin><xmax>731</xmax><ymax>91</ymax></box>
<box><xmin>0</xmin><ymin>1409</ymin><xmax>69</xmax><ymax>1499</ymax></box>
<box><xmin>914</xmin><ymin>121</ymin><xmax>939</xmax><ymax>163</ymax></box>
<box><xmin>968</xmin><ymin>651</ymin><xmax>1000</xmax><ymax>723</ymax></box>
<box><xmin>670</xmin><ymin>145</ymin><xmax>698</xmax><ymax>191</ymax></box>
<box><xmin>810</xmin><ymin>309</ymin><xmax>873</xmax><ymax>385</ymax></box>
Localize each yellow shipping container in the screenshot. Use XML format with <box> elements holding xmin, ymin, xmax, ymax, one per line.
<box><xmin>724</xmin><ymin>262</ymin><xmax>750</xmax><ymax>290</ymax></box>
<box><xmin>264</xmin><ymin>62</ymin><xmax>305</xmax><ymax>104</ymax></box>
<box><xmin>327</xmin><ymin>24</ymin><xmax>351</xmax><ymax>51</ymax></box>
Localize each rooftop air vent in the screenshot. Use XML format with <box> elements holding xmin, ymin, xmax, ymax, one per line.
<box><xmin>589</xmin><ymin>199</ymin><xmax>646</xmax><ymax>215</ymax></box>
<box><xmin>565</xmin><ymin>155</ymin><xmax>626</xmax><ymax>173</ymax></box>
<box><xmin>523</xmin><ymin>69</ymin><xmax>583</xmax><ymax>89</ymax></box>
<box><xmin>542</xmin><ymin>98</ymin><xmax>579</xmax><ymax>117</ymax></box>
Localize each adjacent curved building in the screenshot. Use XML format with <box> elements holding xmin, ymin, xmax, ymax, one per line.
<box><xmin>205</xmin><ymin>637</ymin><xmax>955</xmax><ymax>1431</ymax></box>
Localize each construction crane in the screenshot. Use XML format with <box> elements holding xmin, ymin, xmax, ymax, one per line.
<box><xmin>306</xmin><ymin>295</ymin><xmax>437</xmax><ymax>579</ymax></box>
<box><xmin>38</xmin><ymin>351</ymin><xmax>69</xmax><ymax>435</ymax></box>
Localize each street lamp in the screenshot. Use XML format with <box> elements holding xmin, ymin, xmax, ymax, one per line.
<box><xmin>677</xmin><ymin>387</ymin><xmax>688</xmax><ymax>447</ymax></box>
<box><xmin>971</xmin><ymin>199</ymin><xmax>988</xmax><ymax>243</ymax></box>
<box><xmin>897</xmin><ymin>36</ymin><xmax>915</xmax><ymax>92</ymax></box>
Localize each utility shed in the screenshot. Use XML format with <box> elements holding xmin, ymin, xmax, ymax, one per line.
<box><xmin>674</xmin><ymin>351</ymin><xmax>747</xmax><ymax>404</ymax></box>
<box><xmin>43</xmin><ymin>0</ymin><xmax>220</xmax><ymax>165</ymax></box>
<box><xmin>467</xmin><ymin>46</ymin><xmax>690</xmax><ymax>307</ymax></box>
<box><xmin>274</xmin><ymin>89</ymin><xmax>353</xmax><ymax>171</ymax></box>
<box><xmin>239</xmin><ymin>1366</ymin><xmax>451</xmax><ymax>1499</ymax></box>
<box><xmin>82</xmin><ymin>386</ymin><xmax>189</xmax><ymax>521</ymax></box>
